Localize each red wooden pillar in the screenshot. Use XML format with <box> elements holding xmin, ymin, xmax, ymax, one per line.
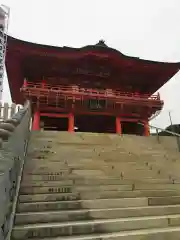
<box><xmin>68</xmin><ymin>113</ymin><xmax>74</xmax><ymax>132</ymax></box>
<box><xmin>23</xmin><ymin>78</ymin><xmax>28</xmax><ymax>88</ymax></box>
<box><xmin>32</xmin><ymin>109</ymin><xmax>40</xmax><ymax>131</ymax></box>
<box><xmin>42</xmin><ymin>79</ymin><xmax>46</xmax><ymax>88</ymax></box>
<box><xmin>143</xmin><ymin>120</ymin><xmax>150</xmax><ymax>136</ymax></box>
<box><xmin>116</xmin><ymin>117</ymin><xmax>122</xmax><ymax>134</ymax></box>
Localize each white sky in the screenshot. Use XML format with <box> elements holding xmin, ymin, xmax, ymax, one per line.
<box><xmin>2</xmin><ymin>0</ymin><xmax>180</xmax><ymax>129</ymax></box>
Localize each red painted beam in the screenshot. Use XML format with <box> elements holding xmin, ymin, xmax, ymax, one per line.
<box><xmin>39</xmin><ymin>108</ymin><xmax>144</xmax><ymax>119</ymax></box>
<box><xmin>121</xmin><ymin>118</ymin><xmax>139</xmax><ymax>122</ymax></box>
<box><xmin>37</xmin><ymin>106</ymin><xmax>145</xmax><ymax>118</ymax></box>
<box><xmin>40</xmin><ymin>113</ymin><xmax>68</xmax><ymax>118</ymax></box>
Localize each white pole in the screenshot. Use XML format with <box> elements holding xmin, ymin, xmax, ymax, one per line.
<box><xmin>168</xmin><ymin>111</ymin><xmax>173</xmax><ymax>126</ymax></box>
<box><xmin>0</xmin><ymin>5</ymin><xmax>10</xmax><ymax>102</ymax></box>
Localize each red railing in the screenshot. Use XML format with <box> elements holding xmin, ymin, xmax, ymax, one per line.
<box><xmin>21</xmin><ymin>82</ymin><xmax>161</xmax><ymax>101</ymax></box>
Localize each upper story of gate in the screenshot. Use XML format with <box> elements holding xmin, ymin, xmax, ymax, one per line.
<box><xmin>5</xmin><ymin>36</ymin><xmax>180</xmax><ymax>104</ymax></box>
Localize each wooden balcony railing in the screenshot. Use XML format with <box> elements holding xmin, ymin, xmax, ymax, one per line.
<box><xmin>21</xmin><ymin>82</ymin><xmax>161</xmax><ymax>102</ymax></box>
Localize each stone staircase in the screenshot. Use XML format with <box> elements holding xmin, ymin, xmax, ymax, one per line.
<box><xmin>11</xmin><ymin>132</ymin><xmax>180</xmax><ymax>239</ymax></box>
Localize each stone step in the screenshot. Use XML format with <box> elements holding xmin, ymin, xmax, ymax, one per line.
<box><xmin>29</xmin><ymin>143</ymin><xmax>113</xmax><ymax>149</ymax></box>
<box><xmin>134</xmin><ymin>183</ymin><xmax>180</xmax><ymax>190</ymax></box>
<box><xmin>23</xmin><ymin>161</ymin><xmax>152</xmax><ymax>168</ymax></box>
<box><xmin>148</xmin><ymin>196</ymin><xmax>180</xmax><ymax>206</ymax></box>
<box><xmin>23</xmin><ymin>169</ymin><xmax>106</xmax><ymax>177</ymax></box>
<box><xmin>23</xmin><ymin>165</ymin><xmax>149</xmax><ymax>173</ymax></box>
<box><xmin>29</xmin><ymin>151</ymin><xmax>134</xmax><ymax>157</ymax></box>
<box><xmin>20</xmin><ymin>182</ymin><xmax>180</xmax><ymax>196</ymax></box>
<box><xmin>124</xmin><ymin>178</ymin><xmax>173</xmax><ymax>184</ymax></box>
<box><xmin>31</xmin><ymin>133</ymin><xmax>113</xmax><ymax>142</ymax></box>
<box><xmin>23</xmin><ymin>165</ymin><xmax>114</xmax><ymax>171</ymax></box>
<box><xmin>19</xmin><ymin>190</ymin><xmax>180</xmax><ymax>203</ymax></box>
<box><xmin>17</xmin><ymin>198</ymin><xmax>148</xmax><ymax>212</ymax></box>
<box><xmin>24</xmin><ymin>159</ymin><xmax>152</xmax><ymax>166</ymax></box>
<box><xmin>22</xmin><ymin>173</ymin><xmax>171</xmax><ymax>182</ymax></box>
<box><xmin>22</xmin><ymin>173</ymin><xmax>82</xmax><ymax>181</ymax></box>
<box><xmin>26</xmin><ymin>159</ymin><xmax>146</xmax><ymax>165</ymax></box>
<box><xmin>28</xmin><ymin>147</ymin><xmax>161</xmax><ymax>154</ymax></box>
<box><xmin>25</xmin><ymin>157</ymin><xmax>164</xmax><ymax>165</ymax></box>
<box><xmin>12</xmin><ymin>214</ymin><xmax>180</xmax><ymax>239</ymax></box>
<box><xmin>19</xmin><ymin>192</ymin><xmax>80</xmax><ymax>203</ymax></box>
<box><xmin>24</xmin><ymin>163</ymin><xmax>166</xmax><ymax>173</ymax></box>
<box><xmin>23</xmin><ymin>170</ymin><xmax>158</xmax><ymax>178</ymax></box>
<box><xmin>21</xmin><ymin>178</ymin><xmax>174</xmax><ymax>187</ymax></box>
<box><xmin>31</xmin><ymin>132</ymin><xmax>106</xmax><ymax>139</ymax></box>
<box><xmin>113</xmin><ymin>169</ymin><xmax>166</xmax><ymax>176</ymax></box>
<box><xmin>25</xmin><ymin>155</ymin><xmax>96</xmax><ymax>162</ymax></box>
<box><xmin>19</xmin><ymin>184</ymin><xmax>133</xmax><ymax>194</ymax></box>
<box><xmin>21</xmin><ymin>180</ymin><xmax>74</xmax><ymax>187</ymax></box>
<box><xmin>26</xmin><ymin>152</ymin><xmax>101</xmax><ymax>158</ymax></box>
<box><xmin>118</xmin><ymin>174</ymin><xmax>170</xmax><ymax>180</ymax></box>
<box><xmin>27</xmin><ymin>147</ymin><xmax>158</xmax><ymax>155</ymax></box>
<box><xmin>15</xmin><ymin>204</ymin><xmax>180</xmax><ymax>225</ymax></box>
<box><xmin>36</xmin><ymin>145</ymin><xmax>113</xmax><ymax>150</ymax></box>
<box><xmin>25</xmin><ymin>158</ymin><xmax>147</xmax><ymax>163</ymax></box>
<box><xmin>23</xmin><ymin>168</ymin><xmax>72</xmax><ymax>175</ymax></box>
<box><xmin>26</xmin><ymin>156</ymin><xmax>163</xmax><ymax>164</ymax></box>
<box><xmin>17</xmin><ymin>226</ymin><xmax>180</xmax><ymax>240</ymax></box>
<box><xmin>23</xmin><ymin>170</ymin><xmax>167</xmax><ymax>180</ymax></box>
<box><xmin>28</xmin><ymin>147</ymin><xmax>159</xmax><ymax>155</ymax></box>
<box><xmin>15</xmin><ymin>209</ymin><xmax>89</xmax><ymax>225</ymax></box>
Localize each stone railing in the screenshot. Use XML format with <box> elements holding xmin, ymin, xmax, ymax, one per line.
<box><xmin>0</xmin><ymin>101</ymin><xmax>31</xmax><ymax>240</ymax></box>
<box><xmin>0</xmin><ymin>103</ymin><xmax>23</xmax><ymax>122</ymax></box>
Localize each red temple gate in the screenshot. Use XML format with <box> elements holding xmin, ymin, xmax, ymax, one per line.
<box><xmin>5</xmin><ymin>38</ymin><xmax>180</xmax><ymax>135</ymax></box>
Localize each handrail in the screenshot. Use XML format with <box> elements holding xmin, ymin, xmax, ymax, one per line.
<box><xmin>149</xmin><ymin>124</ymin><xmax>180</xmax><ymax>137</ymax></box>
<box><xmin>139</xmin><ymin>122</ymin><xmax>180</xmax><ymax>137</ymax></box>
<box><xmin>138</xmin><ymin>121</ymin><xmax>180</xmax><ymax>152</ymax></box>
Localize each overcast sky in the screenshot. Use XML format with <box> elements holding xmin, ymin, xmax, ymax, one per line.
<box><xmin>2</xmin><ymin>0</ymin><xmax>180</xmax><ymax>129</ymax></box>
